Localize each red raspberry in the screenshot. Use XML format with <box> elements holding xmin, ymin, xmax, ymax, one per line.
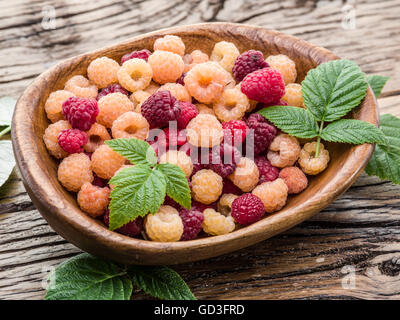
<box><xmin>163</xmin><ymin>196</ymin><xmax>181</xmax><ymax>210</ymax></box>
<box><xmin>141</xmin><ymin>91</ymin><xmax>181</xmax><ymax>128</ymax></box>
<box><xmin>103</xmin><ymin>210</ymin><xmax>143</xmax><ymax>237</ymax></box>
<box><xmin>121</xmin><ymin>49</ymin><xmax>151</xmax><ymax>64</ymax></box>
<box><xmin>255</xmin><ymin>156</ymin><xmax>280</xmax><ymax>184</ymax></box>
<box><xmin>209</xmin><ymin>143</ymin><xmax>241</xmax><ymax>178</ymax></box>
<box><xmin>231</xmin><ymin>193</ymin><xmax>265</xmax><ymax>225</ymax></box>
<box><xmin>163</xmin><ymin>127</ymin><xmax>187</xmax><ymax>147</ymax></box>
<box><xmin>191</xmin><ymin>200</ymin><xmax>217</xmax><ymax>212</ymax></box>
<box><xmin>232</xmin><ymin>50</ymin><xmax>269</xmax><ymax>82</ymax></box>
<box><xmin>179</xmin><ymin>208</ymin><xmax>204</xmax><ymax>240</ymax></box>
<box><xmin>62</xmin><ymin>97</ymin><xmax>99</xmax><ymax>131</ymax></box>
<box><xmin>176</xmin><ymin>102</ymin><xmax>198</xmax><ymax>129</ymax></box>
<box><xmin>246</xmin><ymin>113</ymin><xmax>277</xmax><ymax>155</ymax></box>
<box><xmin>58</xmin><ymin>129</ymin><xmax>88</xmax><ymax>154</ymax></box>
<box><xmin>222</xmin><ymin>120</ymin><xmax>249</xmax><ymax>145</ymax></box>
<box><xmin>97</xmin><ymin>84</ymin><xmax>129</xmax><ymax>100</ymax></box>
<box><xmin>222</xmin><ymin>178</ymin><xmax>243</xmax><ymax>195</ymax></box>
<box><xmin>92</xmin><ymin>174</ymin><xmax>109</xmax><ymax>188</ymax></box>
<box><xmin>241</xmin><ymin>67</ymin><xmax>285</xmax><ymax>104</ymax></box>
<box><xmin>176</xmin><ymin>72</ymin><xmax>187</xmax><ymax>86</ymax></box>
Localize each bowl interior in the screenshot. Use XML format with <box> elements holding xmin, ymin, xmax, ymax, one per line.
<box><xmin>12</xmin><ymin>23</ymin><xmax>378</xmax><ymax>265</ymax></box>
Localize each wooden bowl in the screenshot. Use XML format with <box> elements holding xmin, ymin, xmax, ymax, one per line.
<box><xmin>11</xmin><ymin>23</ymin><xmax>378</xmax><ymax>265</ymax></box>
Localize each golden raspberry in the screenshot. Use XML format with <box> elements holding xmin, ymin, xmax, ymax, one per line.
<box><xmin>43</xmin><ymin>120</ymin><xmax>71</xmax><ymax>159</ymax></box>
<box><xmin>191</xmin><ymin>169</ymin><xmax>223</xmax><ymax>204</ymax></box>
<box><xmin>235</xmin><ymin>82</ymin><xmax>257</xmax><ymax>112</ymax></box>
<box><xmin>129</xmin><ymin>90</ymin><xmax>151</xmax><ymax>113</ymax></box>
<box><xmin>91</xmin><ymin>144</ymin><xmax>126</xmax><ymax>179</ymax></box>
<box><xmin>298</xmin><ymin>142</ymin><xmax>330</xmax><ymax>175</ymax></box>
<box><xmin>228</xmin><ymin>157</ymin><xmax>259</xmax><ymax>192</ymax></box>
<box><xmin>159</xmin><ymin>150</ymin><xmax>193</xmax><ymax>177</ymax></box>
<box><xmin>158</xmin><ymin>83</ymin><xmax>191</xmax><ymax>102</ymax></box>
<box><xmin>144</xmin><ymin>82</ymin><xmax>161</xmax><ymax>95</ymax></box>
<box><xmin>117</xmin><ymin>58</ymin><xmax>153</xmax><ymax>92</ymax></box>
<box><xmin>64</xmin><ymin>75</ymin><xmax>98</xmax><ymax>99</ymax></box>
<box><xmin>279</xmin><ymin>166</ymin><xmax>308</xmax><ymax>194</ymax></box>
<box><xmin>217</xmin><ymin>193</ymin><xmax>239</xmax><ymax>216</ymax></box>
<box><xmin>202</xmin><ymin>208</ymin><xmax>235</xmax><ymax>236</ymax></box>
<box><xmin>153</xmin><ymin>35</ymin><xmax>185</xmax><ymax>57</ymax></box>
<box><xmin>186</xmin><ymin>114</ymin><xmax>223</xmax><ymax>148</ymax></box>
<box><xmin>84</xmin><ymin>122</ymin><xmax>111</xmax><ymax>153</ymax></box>
<box><xmin>58</xmin><ymin>153</ymin><xmax>93</xmax><ymax>192</ymax></box>
<box><xmin>195</xmin><ymin>103</ymin><xmax>215</xmax><ymax>116</ymax></box>
<box><xmin>145</xmin><ymin>205</ymin><xmax>183</xmax><ymax>242</ymax></box>
<box><xmin>183</xmin><ymin>50</ymin><xmax>209</xmax><ymax>72</ymax></box>
<box><xmin>184</xmin><ymin>62</ymin><xmax>232</xmax><ymax>104</ymax></box>
<box><xmin>282</xmin><ymin>83</ymin><xmax>304</xmax><ymax>107</ymax></box>
<box><xmin>252</xmin><ymin>178</ymin><xmax>288</xmax><ymax>213</ymax></box>
<box><xmin>87</xmin><ymin>57</ymin><xmax>120</xmax><ymax>89</ymax></box>
<box><xmin>210</xmin><ymin>41</ymin><xmax>240</xmax><ymax>73</ymax></box>
<box><xmin>267</xmin><ymin>133</ymin><xmax>301</xmax><ymax>168</ymax></box>
<box><xmin>44</xmin><ymin>90</ymin><xmax>75</xmax><ymax>123</ymax></box>
<box><xmin>213</xmin><ymin>87</ymin><xmax>249</xmax><ymax>122</ymax></box>
<box><xmin>77</xmin><ymin>182</ymin><xmax>110</xmax><ymax>217</ymax></box>
<box><xmin>265</xmin><ymin>54</ymin><xmax>297</xmax><ymax>85</ymax></box>
<box><xmin>111</xmin><ymin>111</ymin><xmax>149</xmax><ymax>140</ymax></box>
<box><xmin>148</xmin><ymin>50</ymin><xmax>184</xmax><ymax>84</ymax></box>
<box><xmin>97</xmin><ymin>92</ymin><xmax>134</xmax><ymax>128</ymax></box>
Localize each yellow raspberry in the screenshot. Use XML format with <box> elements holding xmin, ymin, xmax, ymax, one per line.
<box><xmin>183</xmin><ymin>50</ymin><xmax>209</xmax><ymax>72</ymax></box>
<box><xmin>213</xmin><ymin>87</ymin><xmax>249</xmax><ymax>122</ymax></box>
<box><xmin>202</xmin><ymin>208</ymin><xmax>235</xmax><ymax>236</ymax></box>
<box><xmin>58</xmin><ymin>153</ymin><xmax>93</xmax><ymax>192</ymax></box>
<box><xmin>153</xmin><ymin>35</ymin><xmax>185</xmax><ymax>57</ymax></box>
<box><xmin>195</xmin><ymin>103</ymin><xmax>215</xmax><ymax>116</ymax></box>
<box><xmin>159</xmin><ymin>150</ymin><xmax>193</xmax><ymax>177</ymax></box>
<box><xmin>282</xmin><ymin>83</ymin><xmax>304</xmax><ymax>107</ymax></box>
<box><xmin>235</xmin><ymin>82</ymin><xmax>257</xmax><ymax>112</ymax></box>
<box><xmin>186</xmin><ymin>114</ymin><xmax>223</xmax><ymax>148</ymax></box>
<box><xmin>265</xmin><ymin>54</ymin><xmax>297</xmax><ymax>85</ymax></box>
<box><xmin>97</xmin><ymin>92</ymin><xmax>135</xmax><ymax>128</ymax></box>
<box><xmin>210</xmin><ymin>41</ymin><xmax>240</xmax><ymax>73</ymax></box>
<box><xmin>43</xmin><ymin>120</ymin><xmax>71</xmax><ymax>159</ymax></box>
<box><xmin>148</xmin><ymin>50</ymin><xmax>184</xmax><ymax>84</ymax></box>
<box><xmin>111</xmin><ymin>111</ymin><xmax>149</xmax><ymax>140</ymax></box>
<box><xmin>191</xmin><ymin>169</ymin><xmax>223</xmax><ymax>204</ymax></box>
<box><xmin>144</xmin><ymin>82</ymin><xmax>161</xmax><ymax>95</ymax></box>
<box><xmin>64</xmin><ymin>75</ymin><xmax>98</xmax><ymax>99</ymax></box>
<box><xmin>44</xmin><ymin>90</ymin><xmax>75</xmax><ymax>123</ymax></box>
<box><xmin>267</xmin><ymin>133</ymin><xmax>301</xmax><ymax>168</ymax></box>
<box><xmin>117</xmin><ymin>58</ymin><xmax>153</xmax><ymax>92</ymax></box>
<box><xmin>145</xmin><ymin>205</ymin><xmax>183</xmax><ymax>242</ymax></box>
<box><xmin>158</xmin><ymin>83</ymin><xmax>191</xmax><ymax>102</ymax></box>
<box><xmin>129</xmin><ymin>90</ymin><xmax>151</xmax><ymax>113</ymax></box>
<box><xmin>91</xmin><ymin>144</ymin><xmax>126</xmax><ymax>179</ymax></box>
<box><xmin>84</xmin><ymin>122</ymin><xmax>111</xmax><ymax>153</ymax></box>
<box><xmin>87</xmin><ymin>57</ymin><xmax>120</xmax><ymax>89</ymax></box>
<box><xmin>184</xmin><ymin>62</ymin><xmax>232</xmax><ymax>104</ymax></box>
<box><xmin>228</xmin><ymin>157</ymin><xmax>259</xmax><ymax>192</ymax></box>
<box><xmin>218</xmin><ymin>193</ymin><xmax>239</xmax><ymax>216</ymax></box>
<box><xmin>298</xmin><ymin>142</ymin><xmax>330</xmax><ymax>175</ymax></box>
<box><xmin>77</xmin><ymin>182</ymin><xmax>110</xmax><ymax>217</ymax></box>
<box><xmin>252</xmin><ymin>178</ymin><xmax>288</xmax><ymax>213</ymax></box>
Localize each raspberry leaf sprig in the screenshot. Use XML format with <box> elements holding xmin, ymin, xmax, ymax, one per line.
<box><xmin>0</xmin><ymin>96</ymin><xmax>16</xmax><ymax>188</ymax></box>
<box><xmin>259</xmin><ymin>59</ymin><xmax>386</xmax><ymax>158</ymax></box>
<box><xmin>105</xmin><ymin>138</ymin><xmax>191</xmax><ymax>231</ymax></box>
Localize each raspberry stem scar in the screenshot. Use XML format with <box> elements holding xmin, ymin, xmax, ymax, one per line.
<box><xmin>315</xmin><ymin>121</ymin><xmax>324</xmax><ymax>158</ymax></box>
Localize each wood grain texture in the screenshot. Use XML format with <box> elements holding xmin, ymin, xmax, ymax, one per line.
<box><xmin>1</xmin><ymin>0</ymin><xmax>400</xmax><ymax>300</ymax></box>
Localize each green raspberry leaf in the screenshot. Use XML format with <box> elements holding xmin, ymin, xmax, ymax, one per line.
<box><xmin>302</xmin><ymin>59</ymin><xmax>368</xmax><ymax>122</ymax></box>
<box><xmin>106</xmin><ymin>138</ymin><xmax>157</xmax><ymax>166</ymax></box>
<box><xmin>156</xmin><ymin>163</ymin><xmax>191</xmax><ymax>209</ymax></box>
<box><xmin>128</xmin><ymin>265</ymin><xmax>196</xmax><ymax>300</ymax></box>
<box><xmin>0</xmin><ymin>141</ymin><xmax>15</xmax><ymax>187</ymax></box>
<box><xmin>0</xmin><ymin>96</ymin><xmax>16</xmax><ymax>126</ymax></box>
<box><xmin>367</xmin><ymin>75</ymin><xmax>389</xmax><ymax>98</ymax></box>
<box><xmin>258</xmin><ymin>106</ymin><xmax>319</xmax><ymax>138</ymax></box>
<box><xmin>45</xmin><ymin>253</ymin><xmax>132</xmax><ymax>300</ymax></box>
<box><xmin>365</xmin><ymin>114</ymin><xmax>400</xmax><ymax>184</ymax></box>
<box><xmin>109</xmin><ymin>165</ymin><xmax>166</xmax><ymax>230</ymax></box>
<box><xmin>320</xmin><ymin>119</ymin><xmax>386</xmax><ymax>145</ymax></box>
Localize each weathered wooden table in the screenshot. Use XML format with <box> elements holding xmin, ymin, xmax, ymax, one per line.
<box><xmin>1</xmin><ymin>0</ymin><xmax>399</xmax><ymax>300</ymax></box>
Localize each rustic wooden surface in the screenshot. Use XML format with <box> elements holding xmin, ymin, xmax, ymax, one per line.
<box><xmin>0</xmin><ymin>0</ymin><xmax>399</xmax><ymax>300</ymax></box>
